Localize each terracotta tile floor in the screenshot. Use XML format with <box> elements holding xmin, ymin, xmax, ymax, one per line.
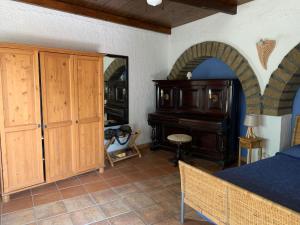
<box><xmin>0</xmin><ymin>148</ymin><xmax>220</xmax><ymax>225</ymax></box>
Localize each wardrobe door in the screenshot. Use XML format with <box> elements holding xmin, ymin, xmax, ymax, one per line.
<box><xmin>40</xmin><ymin>52</ymin><xmax>76</xmax><ymax>182</ymax></box>
<box><xmin>0</xmin><ymin>48</ymin><xmax>44</xmax><ymax>192</ymax></box>
<box><xmin>74</xmin><ymin>55</ymin><xmax>104</xmax><ymax>173</ymax></box>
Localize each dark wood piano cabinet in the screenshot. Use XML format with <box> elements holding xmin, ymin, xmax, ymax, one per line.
<box><xmin>148</xmin><ymin>79</ymin><xmax>240</xmax><ymax>166</ymax></box>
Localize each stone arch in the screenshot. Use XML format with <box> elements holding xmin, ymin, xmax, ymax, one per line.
<box><xmin>168</xmin><ymin>41</ymin><xmax>262</xmax><ymax>114</ymax></box>
<box><xmin>104</xmin><ymin>58</ymin><xmax>126</xmax><ymax>81</ymax></box>
<box><xmin>263</xmin><ymin>43</ymin><xmax>300</xmax><ymax>116</ymax></box>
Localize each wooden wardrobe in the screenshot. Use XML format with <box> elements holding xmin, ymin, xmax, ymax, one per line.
<box><xmin>0</xmin><ymin>43</ymin><xmax>104</xmax><ymax>201</ymax></box>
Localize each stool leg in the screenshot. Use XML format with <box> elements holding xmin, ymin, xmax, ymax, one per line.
<box><xmin>175</xmin><ymin>143</ymin><xmax>181</xmax><ymax>166</ymax></box>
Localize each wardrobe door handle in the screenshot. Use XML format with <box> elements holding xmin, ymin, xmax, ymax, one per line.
<box><xmin>38</xmin><ymin>124</ymin><xmax>41</xmax><ymax>128</ymax></box>
<box><xmin>44</xmin><ymin>124</ymin><xmax>48</xmax><ymax>128</ymax></box>
<box><xmin>76</xmin><ymin>120</ymin><xmax>79</xmax><ymax>124</ymax></box>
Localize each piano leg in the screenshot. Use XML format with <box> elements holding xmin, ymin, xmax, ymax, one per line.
<box><xmin>150</xmin><ymin>125</ymin><xmax>160</xmax><ymax>151</ymax></box>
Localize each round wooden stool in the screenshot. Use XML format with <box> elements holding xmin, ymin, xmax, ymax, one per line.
<box><xmin>167</xmin><ymin>134</ymin><xmax>192</xmax><ymax>166</ymax></box>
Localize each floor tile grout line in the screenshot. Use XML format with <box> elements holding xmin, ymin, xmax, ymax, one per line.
<box><xmin>32</xmin><ymin>171</ymin><xmax>102</xmax><ymax>194</ymax></box>
<box><xmin>3</xmin><ymin>191</ymin><xmax>32</xmax><ymax>202</ymax></box>
<box><xmin>0</xmin><ymin>152</ymin><xmax>179</xmax><ymax>217</ymax></box>
<box><xmin>77</xmin><ymin>172</ymin><xmax>88</xmax><ymax>186</ymax></box>
<box><xmin>31</xmin><ymin>192</ymin><xmax>39</xmax><ymax>225</ymax></box>
<box><xmin>1</xmin><ymin>195</ymin><xmax>34</xmax><ymax>216</ymax></box>
<box><xmin>82</xmin><ymin>176</ymin><xmax>112</xmax><ymax>193</ymax></box>
<box><xmin>55</xmin><ymin>175</ymin><xmax>81</xmax><ymax>191</ymax></box>
<box><xmin>132</xmin><ymin>210</ymin><xmax>147</xmax><ymax>225</ymax></box>
<box><xmin>64</xmin><ymin>188</ymin><xmax>131</xmax><ymax>216</ymax></box>
<box><xmin>1</xmin><ymin>194</ymin><xmax>31</xmax><ymax>208</ymax></box>
<box><xmin>31</xmin><ymin>186</ymin><xmax>58</xmax><ymax>197</ymax></box>
<box><xmin>76</xmin><ymin>171</ymin><xmax>106</xmax><ymax>187</ymax></box>
<box><xmin>34</xmin><ymin>198</ymin><xmax>98</xmax><ymax>224</ymax></box>
<box><xmin>54</xmin><ymin>181</ymin><xmax>65</xmax><ymax>205</ymax></box>
<box><xmin>57</xmin><ymin>183</ymin><xmax>82</xmax><ymax>191</ymax></box>
<box><xmin>1</xmin><ymin>171</ymin><xmax>179</xmax><ymax>224</ymax></box>
<box><xmin>3</xmin><ymin>183</ymin><xmax>124</xmax><ymax>217</ymax></box>
<box><xmin>2</xmin><ymin>199</ymin><xmax>64</xmax><ymax>218</ymax></box>
<box><xmin>35</xmin><ymin>210</ymin><xmax>71</xmax><ymax>224</ymax></box>
<box><xmin>35</xmin><ymin>202</ymin><xmax>142</xmax><ymax>225</ymax></box>
<box><xmin>36</xmin><ymin>198</ymin><xmax>70</xmax><ymax>222</ymax></box>
<box><xmin>0</xmin><ymin>198</ymin><xmax>2</xmax><ymax>225</ymax></box>
<box><xmin>0</xmin><ymin>172</ymin><xmax>178</xmax><ymax>216</ymax></box>
<box><xmin>87</xmin><ymin>192</ymin><xmax>98</xmax><ymax>206</ymax></box>
<box><xmin>83</xmin><ymin>210</ymin><xmax>134</xmax><ymax>225</ymax></box>
<box><xmin>3</xmin><ymin>201</ymin><xmax>181</xmax><ymax>225</ymax></box>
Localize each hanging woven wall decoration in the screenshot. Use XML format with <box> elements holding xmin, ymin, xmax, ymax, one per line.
<box><xmin>256</xmin><ymin>39</ymin><xmax>276</xmax><ymax>70</ymax></box>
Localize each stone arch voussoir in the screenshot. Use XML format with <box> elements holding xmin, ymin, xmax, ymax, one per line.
<box><xmin>104</xmin><ymin>58</ymin><xmax>126</xmax><ymax>81</ymax></box>
<box><xmin>168</xmin><ymin>41</ymin><xmax>262</xmax><ymax>114</ymax></box>
<box><xmin>263</xmin><ymin>43</ymin><xmax>300</xmax><ymax>116</ymax></box>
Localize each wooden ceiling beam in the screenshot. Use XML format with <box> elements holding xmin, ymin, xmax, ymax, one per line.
<box><xmin>15</xmin><ymin>0</ymin><xmax>172</xmax><ymax>34</ymax></box>
<box><xmin>169</xmin><ymin>0</ymin><xmax>237</xmax><ymax>15</ymax></box>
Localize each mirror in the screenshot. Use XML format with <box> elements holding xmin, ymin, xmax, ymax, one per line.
<box><xmin>104</xmin><ymin>54</ymin><xmax>129</xmax><ymax>127</ymax></box>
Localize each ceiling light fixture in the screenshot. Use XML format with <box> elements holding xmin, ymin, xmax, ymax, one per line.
<box><xmin>147</xmin><ymin>0</ymin><xmax>162</xmax><ymax>6</ymax></box>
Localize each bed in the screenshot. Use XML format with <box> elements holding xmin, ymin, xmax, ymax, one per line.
<box><xmin>179</xmin><ymin>117</ymin><xmax>300</xmax><ymax>225</ymax></box>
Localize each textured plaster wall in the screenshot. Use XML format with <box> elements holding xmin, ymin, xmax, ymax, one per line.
<box><xmin>0</xmin><ymin>0</ymin><xmax>169</xmax><ymax>144</ymax></box>
<box><xmin>1</xmin><ymin>0</ymin><xmax>300</xmax><ymax>153</ymax></box>
<box><xmin>168</xmin><ymin>0</ymin><xmax>300</xmax><ymax>156</ymax></box>
<box><xmin>169</xmin><ymin>0</ymin><xmax>300</xmax><ymax>94</ymax></box>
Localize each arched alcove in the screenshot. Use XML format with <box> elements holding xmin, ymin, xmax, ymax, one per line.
<box><xmin>192</xmin><ymin>57</ymin><xmax>247</xmax><ymax>137</ymax></box>
<box><xmin>263</xmin><ymin>43</ymin><xmax>300</xmax><ymax>116</ymax></box>
<box><xmin>104</xmin><ymin>58</ymin><xmax>127</xmax><ymax>81</ymax></box>
<box><xmin>168</xmin><ymin>41</ymin><xmax>262</xmax><ymax>114</ymax></box>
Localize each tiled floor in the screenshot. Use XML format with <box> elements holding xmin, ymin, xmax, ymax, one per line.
<box><xmin>1</xmin><ymin>148</ymin><xmax>220</xmax><ymax>225</ymax></box>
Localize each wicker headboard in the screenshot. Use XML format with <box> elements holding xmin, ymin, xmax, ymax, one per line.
<box><xmin>292</xmin><ymin>116</ymin><xmax>300</xmax><ymax>146</ymax></box>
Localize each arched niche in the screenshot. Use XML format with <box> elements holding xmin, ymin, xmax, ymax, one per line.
<box><xmin>104</xmin><ymin>58</ymin><xmax>127</xmax><ymax>81</ymax></box>
<box><xmin>168</xmin><ymin>41</ymin><xmax>262</xmax><ymax>114</ymax></box>
<box><xmin>263</xmin><ymin>43</ymin><xmax>300</xmax><ymax>116</ymax></box>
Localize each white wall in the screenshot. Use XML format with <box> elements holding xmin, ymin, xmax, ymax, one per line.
<box><xmin>1</xmin><ymin>0</ymin><xmax>299</xmax><ymax>154</ymax></box>
<box><xmin>0</xmin><ymin>0</ymin><xmax>170</xmax><ymax>144</ymax></box>
<box><xmin>280</xmin><ymin>114</ymin><xmax>293</xmax><ymax>151</ymax></box>
<box><xmin>169</xmin><ymin>0</ymin><xmax>300</xmax><ymax>156</ymax></box>
<box><xmin>255</xmin><ymin>115</ymin><xmax>291</xmax><ymax>157</ymax></box>
<box><xmin>169</xmin><ymin>0</ymin><xmax>300</xmax><ymax>94</ymax></box>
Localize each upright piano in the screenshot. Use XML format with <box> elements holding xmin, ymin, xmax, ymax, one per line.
<box><xmin>148</xmin><ymin>79</ymin><xmax>240</xmax><ymax>167</ymax></box>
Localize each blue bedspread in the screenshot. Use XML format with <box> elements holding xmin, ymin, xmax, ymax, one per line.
<box><xmin>215</xmin><ymin>145</ymin><xmax>300</xmax><ymax>212</ymax></box>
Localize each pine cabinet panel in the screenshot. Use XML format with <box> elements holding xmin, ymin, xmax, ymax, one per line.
<box><xmin>0</xmin><ymin>49</ymin><xmax>37</xmax><ymax>127</ymax></box>
<box><xmin>77</xmin><ymin>122</ymin><xmax>100</xmax><ymax>172</ymax></box>
<box><xmin>45</xmin><ymin>126</ymin><xmax>74</xmax><ymax>181</ymax></box>
<box><xmin>0</xmin><ymin>43</ymin><xmax>104</xmax><ymax>199</ymax></box>
<box><xmin>40</xmin><ymin>52</ymin><xmax>76</xmax><ymax>182</ymax></box>
<box><xmin>77</xmin><ymin>56</ymin><xmax>100</xmax><ymax>120</ymax></box>
<box><xmin>74</xmin><ymin>56</ymin><xmax>103</xmax><ymax>172</ymax></box>
<box><xmin>41</xmin><ymin>52</ymin><xmax>73</xmax><ymax>124</ymax></box>
<box><xmin>3</xmin><ymin>130</ymin><xmax>43</xmax><ymax>192</ymax></box>
<box><xmin>0</xmin><ymin>48</ymin><xmax>44</xmax><ymax>192</ymax></box>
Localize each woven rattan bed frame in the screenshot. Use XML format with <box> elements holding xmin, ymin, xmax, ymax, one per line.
<box><xmin>179</xmin><ymin>116</ymin><xmax>300</xmax><ymax>225</ymax></box>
